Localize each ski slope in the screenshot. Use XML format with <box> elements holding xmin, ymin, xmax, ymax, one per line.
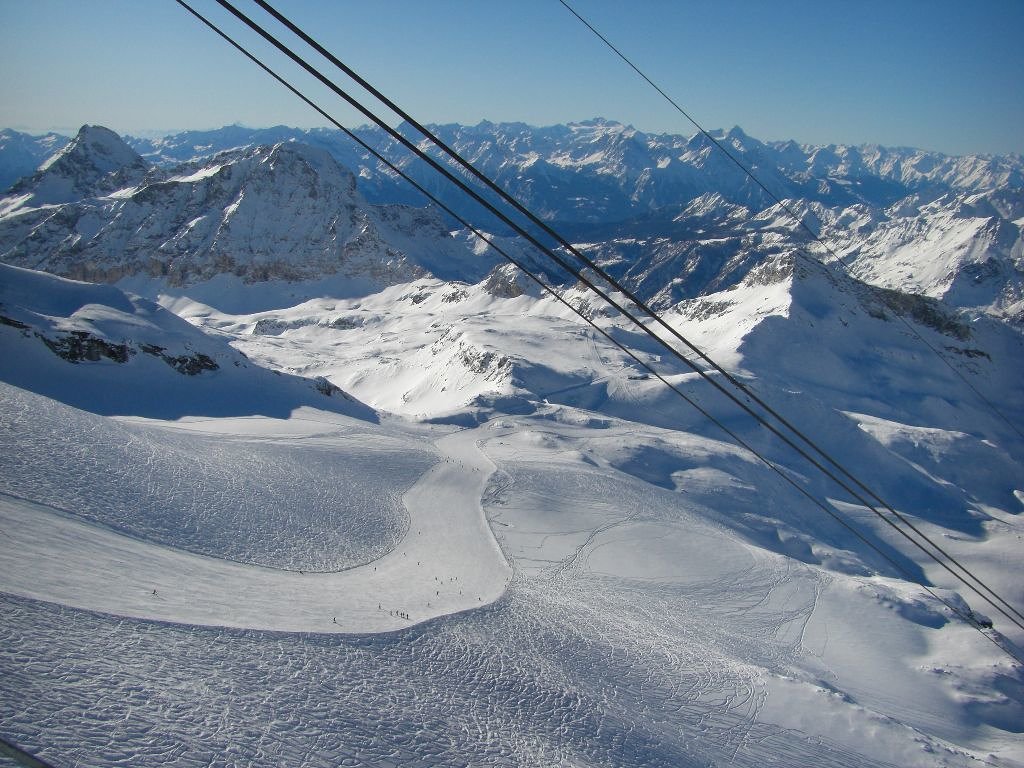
<box><xmin>0</xmin><ymin>387</ymin><xmax>510</xmax><ymax>633</ymax></box>
<box><xmin>1</xmin><ymin>264</ymin><xmax>1022</xmax><ymax>766</ymax></box>
<box><xmin>2</xmin><ymin>399</ymin><xmax>1019</xmax><ymax>766</ymax></box>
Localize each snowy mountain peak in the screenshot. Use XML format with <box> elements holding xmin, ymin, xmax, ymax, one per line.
<box><xmin>5</xmin><ymin>124</ymin><xmax>148</xmax><ymax>210</ymax></box>
<box><xmin>39</xmin><ymin>124</ymin><xmax>143</xmax><ymax>175</ymax></box>
<box><xmin>260</xmin><ymin>139</ymin><xmax>356</xmax><ymax>188</ymax></box>
<box><xmin>0</xmin><ymin>129</ymin><xmax>491</xmax><ymax>291</ymax></box>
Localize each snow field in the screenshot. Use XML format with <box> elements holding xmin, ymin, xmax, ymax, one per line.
<box><xmin>3</xmin><ymin>408</ymin><xmax>1003</xmax><ymax>766</ymax></box>
<box><xmin>0</xmin><ymin>391</ymin><xmax>511</xmax><ymax>633</ymax></box>
<box><xmin>0</xmin><ymin>586</ymin><xmax>899</xmax><ymax>768</ymax></box>
<box><xmin>479</xmin><ymin>412</ymin><xmax>1024</xmax><ymax>764</ymax></box>
<box><xmin>0</xmin><ymin>263</ymin><xmax>1021</xmax><ymax>765</ymax></box>
<box><xmin>0</xmin><ymin>383</ymin><xmax>425</xmax><ymax>572</ymax></box>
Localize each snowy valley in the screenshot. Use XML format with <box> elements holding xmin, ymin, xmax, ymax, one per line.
<box><xmin>0</xmin><ymin>122</ymin><xmax>1022</xmax><ymax>767</ymax></box>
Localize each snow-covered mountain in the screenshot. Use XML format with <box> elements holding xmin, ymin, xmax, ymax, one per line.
<box><xmin>4</xmin><ymin>120</ymin><xmax>1020</xmax><ymax>323</ymax></box>
<box><xmin>0</xmin><ymin>261</ymin><xmax>373</xmax><ymax>420</ymax></box>
<box><xmin>1</xmin><ymin>121</ymin><xmax>1023</xmax><ymax>767</ymax></box>
<box><xmin>3</xmin><ymin>125</ymin><xmax>148</xmax><ymax>210</ymax></box>
<box><xmin>0</xmin><ymin>125</ymin><xmax>497</xmax><ymax>290</ymax></box>
<box><xmin>7</xmin><ymin>120</ymin><xmax>1022</xmax><ymax>215</ymax></box>
<box><xmin>113</xmin><ymin>119</ymin><xmax>1024</xmax><ymax>217</ymax></box>
<box><xmin>821</xmin><ymin>187</ymin><xmax>1024</xmax><ymax>321</ymax></box>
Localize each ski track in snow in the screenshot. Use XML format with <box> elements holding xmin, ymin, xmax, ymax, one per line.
<box><xmin>0</xmin><ymin>384</ymin><xmax>427</xmax><ymax>573</ymax></box>
<box><xmin>0</xmin><ymin>507</ymin><xmax>894</xmax><ymax>768</ymax></box>
<box><xmin>0</xmin><ymin>585</ymin><xmax>896</xmax><ymax>768</ymax></box>
<box><xmin>0</xmin><ymin>424</ymin><xmax>512</xmax><ymax>633</ymax></box>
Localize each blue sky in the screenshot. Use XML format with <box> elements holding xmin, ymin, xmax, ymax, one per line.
<box><xmin>1</xmin><ymin>0</ymin><xmax>1022</xmax><ymax>155</ymax></box>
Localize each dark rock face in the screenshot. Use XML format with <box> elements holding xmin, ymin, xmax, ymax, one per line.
<box><xmin>3</xmin><ymin>319</ymin><xmax>221</xmax><ymax>375</ymax></box>
<box><xmin>41</xmin><ymin>331</ymin><xmax>130</xmax><ymax>364</ymax></box>
<box><xmin>869</xmin><ymin>288</ymin><xmax>972</xmax><ymax>341</ymax></box>
<box><xmin>139</xmin><ymin>344</ymin><xmax>219</xmax><ymax>375</ymax></box>
<box><xmin>313</xmin><ymin>376</ymin><xmax>341</xmax><ymax>397</ymax></box>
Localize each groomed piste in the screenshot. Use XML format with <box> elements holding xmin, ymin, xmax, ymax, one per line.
<box><xmin>0</xmin><ymin>402</ymin><xmax>512</xmax><ymax>633</ymax></box>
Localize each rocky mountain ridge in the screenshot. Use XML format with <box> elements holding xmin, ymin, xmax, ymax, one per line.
<box><xmin>6</xmin><ymin>120</ymin><xmax>1021</xmax><ymax>218</ymax></box>
<box><xmin>1</xmin><ymin>122</ymin><xmax>1021</xmax><ymax>324</ymax></box>
<box><xmin>0</xmin><ymin>125</ymin><xmax>496</xmax><ymax>289</ymax></box>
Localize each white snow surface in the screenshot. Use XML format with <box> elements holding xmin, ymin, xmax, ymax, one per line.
<box><xmin>0</xmin><ymin>389</ymin><xmax>510</xmax><ymax>632</ymax></box>
<box><xmin>1</xmin><ymin>261</ymin><xmax>1022</xmax><ymax>766</ymax></box>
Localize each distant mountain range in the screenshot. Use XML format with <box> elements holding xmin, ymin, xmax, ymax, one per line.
<box><xmin>1</xmin><ymin>121</ymin><xmax>1021</xmax><ymax>323</ymax></box>
<box><xmin>7</xmin><ymin>119</ymin><xmax>1019</xmax><ymax>215</ymax></box>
